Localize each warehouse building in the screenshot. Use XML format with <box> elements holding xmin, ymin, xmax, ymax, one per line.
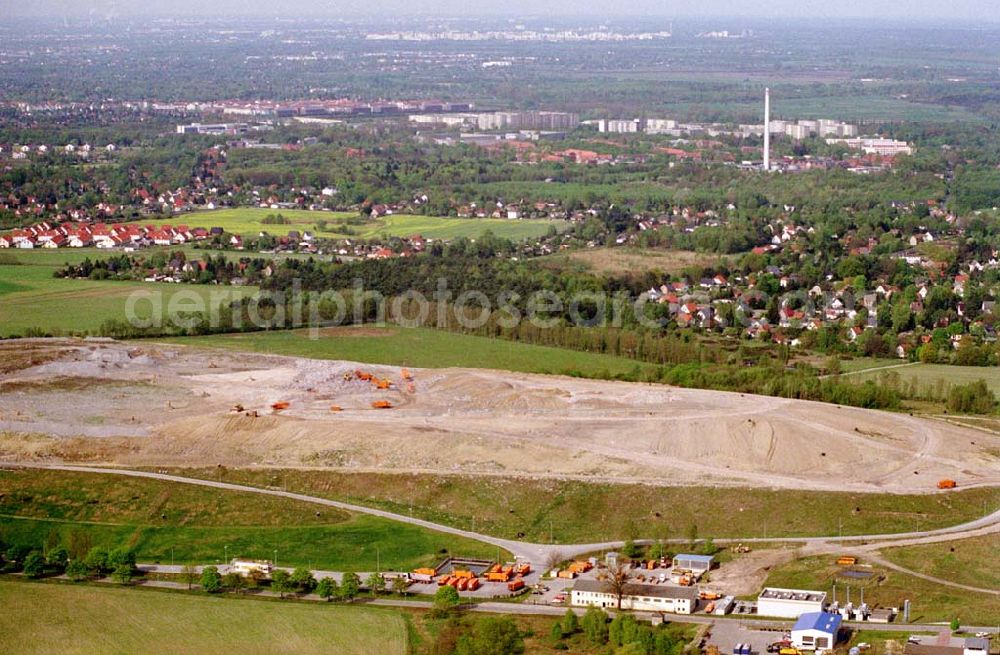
<box><xmin>571</xmin><ymin>578</ymin><xmax>698</xmax><ymax>614</ymax></box>
<box><xmin>791</xmin><ymin>612</ymin><xmax>842</xmax><ymax>652</ymax></box>
<box><xmin>757</xmin><ymin>587</ymin><xmax>827</xmax><ymax>618</ymax></box>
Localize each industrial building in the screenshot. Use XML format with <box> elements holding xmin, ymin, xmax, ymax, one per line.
<box><xmin>791</xmin><ymin>612</ymin><xmax>842</xmax><ymax>652</ymax></box>
<box><xmin>671</xmin><ymin>554</ymin><xmax>715</xmax><ymax>576</ymax></box>
<box><xmin>757</xmin><ymin>587</ymin><xmax>827</xmax><ymax>618</ymax></box>
<box><xmin>571</xmin><ymin>578</ymin><xmax>698</xmax><ymax>614</ymax></box>
<box><xmin>905</xmin><ymin>635</ymin><xmax>990</xmax><ymax>655</ymax></box>
<box><xmin>825</xmin><ymin>137</ymin><xmax>912</xmax><ymax>156</ymax></box>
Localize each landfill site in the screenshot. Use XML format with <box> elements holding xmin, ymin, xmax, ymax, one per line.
<box><xmin>1</xmin><ymin>338</ymin><xmax>999</xmax><ymax>493</ymax></box>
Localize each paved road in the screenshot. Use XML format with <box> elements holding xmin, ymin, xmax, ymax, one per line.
<box><xmin>80</xmin><ymin>575</ymin><xmax>1000</xmax><ymax>634</ymax></box>
<box><xmin>5</xmin><ymin>462</ymin><xmax>999</xmax><ymax>596</ymax></box>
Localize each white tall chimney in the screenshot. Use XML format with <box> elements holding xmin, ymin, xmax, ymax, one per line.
<box><xmin>763</xmin><ymin>87</ymin><xmax>771</xmax><ymax>171</ymax></box>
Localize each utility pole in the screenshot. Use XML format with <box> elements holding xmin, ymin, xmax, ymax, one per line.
<box><xmin>224</xmin><ymin>544</ymin><xmax>228</xmax><ymax>566</ymax></box>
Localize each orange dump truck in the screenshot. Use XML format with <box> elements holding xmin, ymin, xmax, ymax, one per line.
<box><xmin>507</xmin><ymin>579</ymin><xmax>525</xmax><ymax>592</ymax></box>
<box><xmin>937</xmin><ymin>479</ymin><xmax>957</xmax><ymax>489</ymax></box>
<box><xmin>568</xmin><ymin>561</ymin><xmax>592</xmax><ymax>574</ymax></box>
<box><xmin>452</xmin><ymin>570</ymin><xmax>475</xmax><ymax>580</ymax></box>
<box><xmin>514</xmin><ymin>563</ymin><xmax>531</xmax><ymax>576</ymax></box>
<box><xmin>401</xmin><ymin>368</ymin><xmax>413</xmax><ymax>380</ymax></box>
<box><xmin>330</xmin><ymin>405</ymin><xmax>343</xmax><ymax>412</ymax></box>
<box><xmin>486</xmin><ymin>570</ymin><xmax>512</xmax><ymax>583</ymax></box>
<box><xmin>438</xmin><ymin>576</ymin><xmax>452</xmax><ymax>586</ymax></box>
<box><xmin>836</xmin><ymin>556</ymin><xmax>857</xmax><ymax>566</ymax></box>
<box><xmin>456</xmin><ymin>578</ymin><xmax>468</xmax><ymax>591</ymax></box>
<box><xmin>271</xmin><ymin>401</ymin><xmax>290</xmax><ymax>410</ymax></box>
<box><xmin>371</xmin><ymin>400</ymin><xmax>393</xmax><ymax>409</ymax></box>
<box><xmin>466</xmin><ymin>577</ymin><xmax>481</xmax><ymax>591</ymax></box>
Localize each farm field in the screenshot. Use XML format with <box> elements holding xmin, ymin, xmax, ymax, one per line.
<box><xmin>172</xmin><ymin>467</ymin><xmax>1000</xmax><ymax>543</ymax></box>
<box><xmin>0</xmin><ymin>581</ymin><xmax>407</xmax><ymax>655</ymax></box>
<box><xmin>162</xmin><ymin>326</ymin><xmax>653</xmax><ymax>378</ymax></box>
<box><xmin>124</xmin><ymin>208</ymin><xmax>567</xmax><ymax>240</ymax></box>
<box><xmin>880</xmin><ymin>533</ymin><xmax>1000</xmax><ymax>591</ymax></box>
<box><xmin>542</xmin><ymin>247</ymin><xmax>732</xmax><ymax>275</ymax></box>
<box><xmin>0</xmin><ymin>469</ymin><xmax>501</xmax><ymax>570</ymax></box>
<box><xmin>0</xmin><ymin>263</ymin><xmax>256</xmax><ymax>337</ymax></box>
<box><xmin>762</xmin><ymin>554</ymin><xmax>1000</xmax><ymax>625</ymax></box>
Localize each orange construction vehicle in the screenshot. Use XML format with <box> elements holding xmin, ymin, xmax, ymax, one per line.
<box><xmin>836</xmin><ymin>556</ymin><xmax>857</xmax><ymax>566</ymax></box>
<box><xmin>937</xmin><ymin>479</ymin><xmax>957</xmax><ymax>489</ymax></box>
<box><xmin>371</xmin><ymin>400</ymin><xmax>393</xmax><ymax>409</ymax></box>
<box><xmin>452</xmin><ymin>570</ymin><xmax>475</xmax><ymax>580</ymax></box>
<box><xmin>401</xmin><ymin>368</ymin><xmax>413</xmax><ymax>380</ymax></box>
<box><xmin>486</xmin><ymin>570</ymin><xmax>512</xmax><ymax>583</ymax></box>
<box><xmin>330</xmin><ymin>405</ymin><xmax>343</xmax><ymax>412</ymax></box>
<box><xmin>514</xmin><ymin>563</ymin><xmax>531</xmax><ymax>576</ymax></box>
<box><xmin>466</xmin><ymin>577</ymin><xmax>481</xmax><ymax>591</ymax></box>
<box><xmin>507</xmin><ymin>579</ymin><xmax>525</xmax><ymax>592</ymax></box>
<box><xmin>271</xmin><ymin>401</ymin><xmax>290</xmax><ymax>410</ymax></box>
<box><xmin>374</xmin><ymin>378</ymin><xmax>391</xmax><ymax>390</ymax></box>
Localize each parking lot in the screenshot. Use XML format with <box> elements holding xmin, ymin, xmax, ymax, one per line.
<box><xmin>706</xmin><ymin>620</ymin><xmax>791</xmax><ymax>655</ymax></box>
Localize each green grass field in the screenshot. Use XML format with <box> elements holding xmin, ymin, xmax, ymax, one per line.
<box><xmin>0</xmin><ymin>469</ymin><xmax>502</xmax><ymax>570</ymax></box>
<box><xmin>169</xmin><ymin>467</ymin><xmax>1000</xmax><ymax>544</ymax></box>
<box><xmin>125</xmin><ymin>208</ymin><xmax>566</xmax><ymax>241</ymax></box>
<box><xmin>762</xmin><ymin>554</ymin><xmax>1000</xmax><ymax>625</ymax></box>
<box><xmin>158</xmin><ymin>326</ymin><xmax>654</xmax><ymax>378</ymax></box>
<box><xmin>0</xmin><ymin>263</ymin><xmax>256</xmax><ymax>337</ymax></box>
<box><xmin>0</xmin><ymin>246</ymin><xmax>319</xmax><ymax>268</ymax></box>
<box><xmin>850</xmin><ymin>362</ymin><xmax>1000</xmax><ymax>395</ymax></box>
<box><xmin>0</xmin><ymin>581</ymin><xmax>407</xmax><ymax>655</ymax></box>
<box><xmin>880</xmin><ymin>533</ymin><xmax>1000</xmax><ymax>591</ymax></box>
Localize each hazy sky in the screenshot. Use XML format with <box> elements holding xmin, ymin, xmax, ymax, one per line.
<box><xmin>5</xmin><ymin>0</ymin><xmax>1000</xmax><ymax>21</ymax></box>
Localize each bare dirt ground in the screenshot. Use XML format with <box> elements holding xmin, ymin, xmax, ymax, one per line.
<box><xmin>1</xmin><ymin>338</ymin><xmax>998</xmax><ymax>493</ymax></box>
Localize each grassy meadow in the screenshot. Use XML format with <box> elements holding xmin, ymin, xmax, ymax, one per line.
<box><xmin>124</xmin><ymin>208</ymin><xmax>566</xmax><ymax>241</ymax></box>
<box><xmin>0</xmin><ymin>581</ymin><xmax>407</xmax><ymax>655</ymax></box>
<box><xmin>880</xmin><ymin>533</ymin><xmax>1000</xmax><ymax>591</ymax></box>
<box><xmin>170</xmin><ymin>467</ymin><xmax>1000</xmax><ymax>544</ymax></box>
<box><xmin>0</xmin><ymin>469</ymin><xmax>502</xmax><ymax>570</ymax></box>
<box><xmin>0</xmin><ymin>261</ymin><xmax>256</xmax><ymax>337</ymax></box>
<box><xmin>159</xmin><ymin>326</ymin><xmax>654</xmax><ymax>378</ymax></box>
<box><xmin>542</xmin><ymin>246</ymin><xmax>732</xmax><ymax>275</ymax></box>
<box><xmin>848</xmin><ymin>361</ymin><xmax>1000</xmax><ymax>396</ymax></box>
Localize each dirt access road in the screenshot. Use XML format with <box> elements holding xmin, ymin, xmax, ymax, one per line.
<box><xmin>2</xmin><ymin>339</ymin><xmax>998</xmax><ymax>494</ymax></box>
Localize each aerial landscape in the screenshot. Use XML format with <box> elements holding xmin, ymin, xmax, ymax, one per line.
<box><xmin>0</xmin><ymin>0</ymin><xmax>999</xmax><ymax>653</ymax></box>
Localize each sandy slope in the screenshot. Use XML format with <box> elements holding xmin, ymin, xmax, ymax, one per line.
<box><xmin>1</xmin><ymin>339</ymin><xmax>998</xmax><ymax>493</ymax></box>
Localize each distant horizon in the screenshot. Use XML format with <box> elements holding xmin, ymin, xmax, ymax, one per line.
<box><xmin>5</xmin><ymin>0</ymin><xmax>1000</xmax><ymax>23</ymax></box>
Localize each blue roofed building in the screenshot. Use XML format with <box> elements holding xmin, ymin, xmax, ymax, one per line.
<box><xmin>791</xmin><ymin>612</ymin><xmax>842</xmax><ymax>652</ymax></box>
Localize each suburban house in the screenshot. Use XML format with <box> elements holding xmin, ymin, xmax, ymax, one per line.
<box><xmin>790</xmin><ymin>612</ymin><xmax>842</xmax><ymax>652</ymax></box>
<box><xmin>570</xmin><ymin>578</ymin><xmax>698</xmax><ymax>614</ymax></box>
